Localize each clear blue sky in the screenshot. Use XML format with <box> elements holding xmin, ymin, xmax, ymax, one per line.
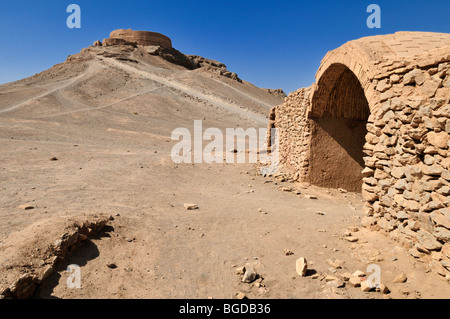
<box><xmin>0</xmin><ymin>0</ymin><xmax>448</xmax><ymax>93</ymax></box>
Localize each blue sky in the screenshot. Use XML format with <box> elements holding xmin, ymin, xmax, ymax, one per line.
<box><xmin>0</xmin><ymin>0</ymin><xmax>449</xmax><ymax>93</ymax></box>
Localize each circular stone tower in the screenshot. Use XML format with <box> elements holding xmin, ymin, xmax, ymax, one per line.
<box><xmin>108</xmin><ymin>29</ymin><xmax>172</xmax><ymax>49</ymax></box>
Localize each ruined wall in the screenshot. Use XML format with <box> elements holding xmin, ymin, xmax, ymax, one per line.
<box><xmin>269</xmin><ymin>32</ymin><xmax>450</xmax><ymax>278</ymax></box>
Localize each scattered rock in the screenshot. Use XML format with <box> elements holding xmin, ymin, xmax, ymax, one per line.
<box><xmin>236</xmin><ymin>292</ymin><xmax>246</xmax><ymax>299</ymax></box>
<box><xmin>393</xmin><ymin>273</ymin><xmax>407</xmax><ymax>283</ymax></box>
<box><xmin>327</xmin><ymin>259</ymin><xmax>343</xmax><ymax>269</ymax></box>
<box><xmin>296</xmin><ymin>257</ymin><xmax>308</xmax><ymax>277</ymax></box>
<box><xmin>345</xmin><ymin>236</ymin><xmax>359</xmax><ymax>242</ymax></box>
<box><xmin>376</xmin><ymin>283</ymin><xmax>390</xmax><ymax>294</ymax></box>
<box><xmin>107</xmin><ymin>263</ymin><xmax>117</xmax><ymax>269</ymax></box>
<box><xmin>352</xmin><ymin>270</ymin><xmax>366</xmax><ymax>277</ymax></box>
<box><xmin>360</xmin><ymin>280</ymin><xmax>376</xmax><ymax>292</ymax></box>
<box><xmin>184</xmin><ymin>203</ymin><xmax>198</xmax><ymax>210</ymax></box>
<box><xmin>339</xmin><ymin>272</ymin><xmax>352</xmax><ymax>281</ymax></box>
<box><xmin>18</xmin><ymin>205</ymin><xmax>34</xmax><ymax>210</ymax></box>
<box><xmin>258</xmin><ymin>208</ymin><xmax>268</xmax><ymax>214</ymax></box>
<box><xmin>304</xmin><ymin>195</ymin><xmax>317</xmax><ymax>199</ymax></box>
<box><xmin>348</xmin><ymin>226</ymin><xmax>359</xmax><ymax>232</ymax></box>
<box><xmin>325</xmin><ymin>275</ymin><xmax>339</xmax><ymax>282</ymax></box>
<box><xmin>41</xmin><ymin>265</ymin><xmax>54</xmax><ymax>280</ymax></box>
<box><xmin>284</xmin><ymin>249</ymin><xmax>294</xmax><ymax>256</ymax></box>
<box><xmin>235</xmin><ymin>266</ymin><xmax>246</xmax><ymax>275</ymax></box>
<box><xmin>242</xmin><ymin>268</ymin><xmax>257</xmax><ymax>283</ymax></box>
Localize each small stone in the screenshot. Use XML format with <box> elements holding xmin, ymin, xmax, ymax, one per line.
<box><xmin>284</xmin><ymin>249</ymin><xmax>294</xmax><ymax>256</ymax></box>
<box><xmin>235</xmin><ymin>266</ymin><xmax>246</xmax><ymax>275</ymax></box>
<box><xmin>393</xmin><ymin>273</ymin><xmax>407</xmax><ymax>283</ymax></box>
<box><xmin>315</xmin><ymin>211</ymin><xmax>326</xmax><ymax>215</ymax></box>
<box><xmin>376</xmin><ymin>283</ymin><xmax>390</xmax><ymax>294</ymax></box>
<box><xmin>258</xmin><ymin>208</ymin><xmax>268</xmax><ymax>214</ymax></box>
<box><xmin>325</xmin><ymin>275</ymin><xmax>339</xmax><ymax>282</ymax></box>
<box><xmin>352</xmin><ymin>270</ymin><xmax>366</xmax><ymax>277</ymax></box>
<box><xmin>236</xmin><ymin>292</ymin><xmax>246</xmax><ymax>299</ymax></box>
<box><xmin>348</xmin><ymin>276</ymin><xmax>361</xmax><ymax>287</ymax></box>
<box><xmin>296</xmin><ymin>257</ymin><xmax>308</xmax><ymax>277</ymax></box>
<box><xmin>50</xmin><ymin>157</ymin><xmax>58</xmax><ymax>161</ymax></box>
<box><xmin>429</xmin><ymin>260</ymin><xmax>448</xmax><ymax>277</ymax></box>
<box><xmin>345</xmin><ymin>236</ymin><xmax>359</xmax><ymax>242</ymax></box>
<box><xmin>348</xmin><ymin>226</ymin><xmax>359</xmax><ymax>232</ymax></box>
<box><xmin>442</xmin><ymin>244</ymin><xmax>450</xmax><ymax>259</ymax></box>
<box><xmin>360</xmin><ymin>280</ymin><xmax>374</xmax><ymax>292</ymax></box>
<box><xmin>19</xmin><ymin>204</ymin><xmax>34</xmax><ymax>210</ymax></box>
<box><xmin>41</xmin><ymin>265</ymin><xmax>54</xmax><ymax>280</ymax></box>
<box><xmin>339</xmin><ymin>272</ymin><xmax>352</xmax><ymax>281</ymax></box>
<box><xmin>328</xmin><ymin>259</ymin><xmax>343</xmax><ymax>269</ymax></box>
<box><xmin>304</xmin><ymin>195</ymin><xmax>317</xmax><ymax>199</ymax></box>
<box><xmin>242</xmin><ymin>268</ymin><xmax>257</xmax><ymax>283</ymax></box>
<box><xmin>107</xmin><ymin>263</ymin><xmax>117</xmax><ymax>269</ymax></box>
<box><xmin>184</xmin><ymin>203</ymin><xmax>198</xmax><ymax>210</ymax></box>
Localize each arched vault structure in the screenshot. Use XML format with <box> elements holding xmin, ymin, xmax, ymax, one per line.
<box><xmin>268</xmin><ymin>31</ymin><xmax>450</xmax><ymax>254</ymax></box>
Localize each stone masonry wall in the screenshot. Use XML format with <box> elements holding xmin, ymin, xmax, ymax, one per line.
<box><xmin>268</xmin><ymin>87</ymin><xmax>312</xmax><ymax>181</ymax></box>
<box><xmin>361</xmin><ymin>61</ymin><xmax>450</xmax><ymax>275</ymax></box>
<box><xmin>268</xmin><ymin>61</ymin><xmax>450</xmax><ymax>278</ymax></box>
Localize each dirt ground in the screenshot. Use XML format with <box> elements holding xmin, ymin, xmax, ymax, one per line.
<box><xmin>0</xmin><ymin>44</ymin><xmax>449</xmax><ymax>299</ymax></box>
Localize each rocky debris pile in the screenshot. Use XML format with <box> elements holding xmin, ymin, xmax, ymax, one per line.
<box><xmin>0</xmin><ymin>215</ymin><xmax>111</xmax><ymax>299</ymax></box>
<box><xmin>184</xmin><ymin>203</ymin><xmax>199</xmax><ymax>210</ymax></box>
<box><xmin>296</xmin><ymin>255</ymin><xmax>392</xmax><ymax>296</ymax></box>
<box><xmin>359</xmin><ymin>62</ymin><xmax>450</xmax><ymax>279</ymax></box>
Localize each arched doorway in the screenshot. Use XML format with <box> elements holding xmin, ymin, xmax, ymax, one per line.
<box><xmin>307</xmin><ymin>63</ymin><xmax>370</xmax><ymax>192</ymax></box>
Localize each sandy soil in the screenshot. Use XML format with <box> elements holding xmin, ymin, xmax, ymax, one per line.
<box><xmin>0</xmin><ymin>44</ymin><xmax>449</xmax><ymax>299</ymax></box>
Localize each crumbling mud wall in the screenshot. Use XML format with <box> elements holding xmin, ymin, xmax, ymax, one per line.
<box><xmin>269</xmin><ymin>32</ymin><xmax>450</xmax><ymax>277</ymax></box>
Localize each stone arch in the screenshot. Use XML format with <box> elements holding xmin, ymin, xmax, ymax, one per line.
<box><xmin>307</xmin><ymin>63</ymin><xmax>371</xmax><ymax>192</ymax></box>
